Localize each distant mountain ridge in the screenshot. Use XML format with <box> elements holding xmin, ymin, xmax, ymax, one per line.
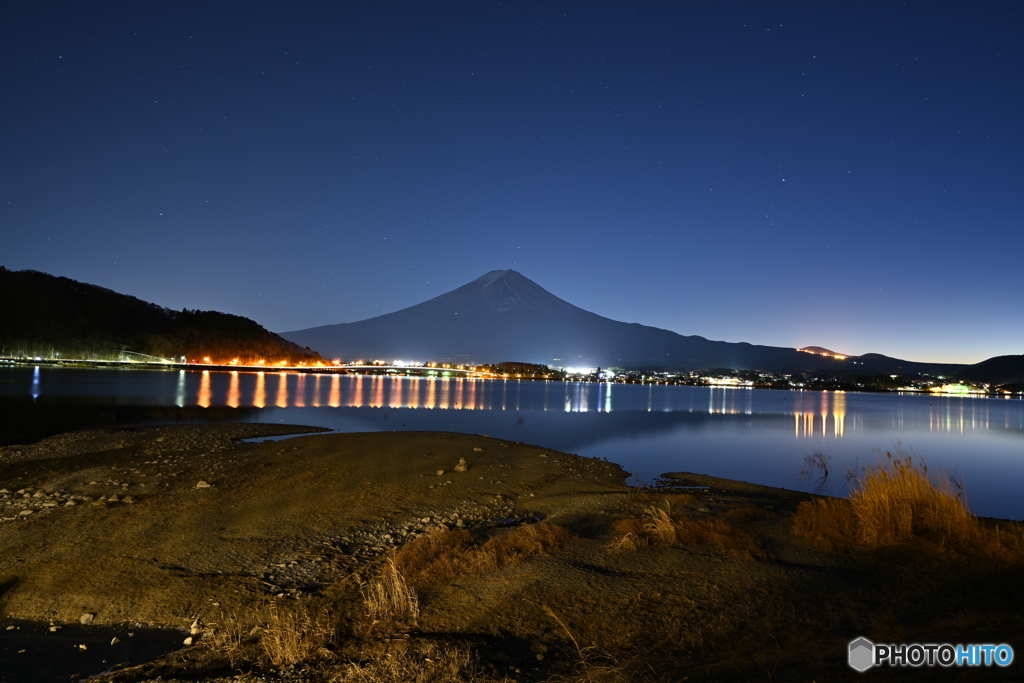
<box><xmin>284</xmin><ymin>270</ymin><xmax>1012</xmax><ymax>380</ymax></box>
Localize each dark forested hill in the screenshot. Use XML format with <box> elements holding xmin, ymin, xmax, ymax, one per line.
<box><xmin>0</xmin><ymin>267</ymin><xmax>320</xmax><ymax>364</ymax></box>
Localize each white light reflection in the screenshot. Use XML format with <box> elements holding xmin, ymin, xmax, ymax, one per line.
<box><xmin>176</xmin><ymin>370</ymin><xmax>186</xmax><ymax>407</ymax></box>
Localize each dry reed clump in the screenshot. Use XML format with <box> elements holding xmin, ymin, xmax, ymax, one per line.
<box><xmin>609</xmin><ymin>503</ymin><xmax>762</xmax><ymax>558</ymax></box>
<box><xmin>394</xmin><ymin>523</ymin><xmax>576</xmax><ymax>585</ymax></box>
<box><xmin>205</xmin><ymin>602</ymin><xmax>337</xmax><ymax>669</ymax></box>
<box><xmin>792</xmin><ymin>452</ymin><xmax>1024</xmax><ymax>564</ymax></box>
<box><xmin>362</xmin><ymin>558</ymin><xmax>420</xmax><ymax>629</ymax></box>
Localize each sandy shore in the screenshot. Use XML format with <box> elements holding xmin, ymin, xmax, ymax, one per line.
<box><xmin>1</xmin><ymin>424</ymin><xmax>1021</xmax><ymax>682</ymax></box>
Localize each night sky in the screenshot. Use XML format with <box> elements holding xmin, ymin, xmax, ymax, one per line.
<box><xmin>3</xmin><ymin>1</ymin><xmax>1021</xmax><ymax>364</ymax></box>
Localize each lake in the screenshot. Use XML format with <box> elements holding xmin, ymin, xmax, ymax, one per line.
<box><xmin>3</xmin><ymin>365</ymin><xmax>1023</xmax><ymax>520</ymax></box>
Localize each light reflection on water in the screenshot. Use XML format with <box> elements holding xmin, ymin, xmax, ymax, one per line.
<box><xmin>5</xmin><ymin>367</ymin><xmax>1024</xmax><ymax>519</ymax></box>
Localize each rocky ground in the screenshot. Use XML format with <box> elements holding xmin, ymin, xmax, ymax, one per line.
<box><xmin>1</xmin><ymin>424</ymin><xmax>1022</xmax><ymax>682</ymax></box>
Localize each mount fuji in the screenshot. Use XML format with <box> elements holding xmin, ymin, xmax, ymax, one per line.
<box><xmin>282</xmin><ymin>270</ymin><xmax>964</xmax><ymax>375</ymax></box>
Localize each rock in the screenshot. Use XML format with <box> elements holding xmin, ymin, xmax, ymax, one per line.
<box><xmin>473</xmin><ymin>447</ymin><xmax>484</xmax><ymax>452</ymax></box>
<box><xmin>183</xmin><ymin>636</ymin><xmax>193</xmax><ymax>646</ymax></box>
<box><xmin>18</xmin><ymin>509</ymin><xmax>33</xmax><ymax>516</ymax></box>
<box><xmin>436</xmin><ymin>470</ymin><xmax>445</xmax><ymax>476</ymax></box>
<box><xmin>64</xmin><ymin>500</ymin><xmax>77</xmax><ymax>507</ymax></box>
<box><xmin>107</xmin><ymin>494</ymin><xmax>120</xmax><ymax>503</ymax></box>
<box><xmin>79</xmin><ymin>612</ymin><xmax>95</xmax><ymax>625</ymax></box>
<box><xmin>110</xmin><ymin>636</ymin><xmax>120</xmax><ymax>645</ymax></box>
<box><xmin>122</xmin><ymin>496</ymin><xmax>135</xmax><ymax>504</ymax></box>
<box><xmin>195</xmin><ymin>480</ymin><xmax>211</xmax><ymax>488</ymax></box>
<box><xmin>190</xmin><ymin>618</ymin><xmax>201</xmax><ymax>635</ymax></box>
<box><xmin>454</xmin><ymin>458</ymin><xmax>468</xmax><ymax>472</ymax></box>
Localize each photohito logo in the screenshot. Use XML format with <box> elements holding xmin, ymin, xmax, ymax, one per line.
<box><xmin>849</xmin><ymin>637</ymin><xmax>1014</xmax><ymax>671</ymax></box>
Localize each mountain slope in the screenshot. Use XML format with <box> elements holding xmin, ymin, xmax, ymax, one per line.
<box><xmin>0</xmin><ymin>267</ymin><xmax>320</xmax><ymax>364</ymax></box>
<box><xmin>955</xmin><ymin>355</ymin><xmax>1024</xmax><ymax>386</ymax></box>
<box><xmin>282</xmin><ymin>270</ymin><xmax>961</xmax><ymax>374</ymax></box>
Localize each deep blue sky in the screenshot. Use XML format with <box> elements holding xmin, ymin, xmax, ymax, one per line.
<box><xmin>3</xmin><ymin>1</ymin><xmax>1021</xmax><ymax>364</ymax></box>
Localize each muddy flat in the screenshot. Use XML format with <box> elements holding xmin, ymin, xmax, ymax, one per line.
<box><xmin>0</xmin><ymin>424</ymin><xmax>1021</xmax><ymax>682</ymax></box>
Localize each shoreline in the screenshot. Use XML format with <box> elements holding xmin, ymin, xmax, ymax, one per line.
<box><xmin>1</xmin><ymin>424</ymin><xmax>1022</xmax><ymax>682</ymax></box>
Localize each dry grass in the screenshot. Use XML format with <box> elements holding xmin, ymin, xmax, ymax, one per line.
<box><xmin>394</xmin><ymin>523</ymin><xmax>576</xmax><ymax>585</ymax></box>
<box><xmin>725</xmin><ymin>503</ymin><xmax>774</xmax><ymax>522</ymax></box>
<box><xmin>362</xmin><ymin>558</ymin><xmax>420</xmax><ymax>628</ymax></box>
<box><xmin>323</xmin><ymin>642</ymin><xmax>512</xmax><ymax>682</ymax></box>
<box><xmin>205</xmin><ymin>601</ymin><xmax>337</xmax><ymax>668</ymax></box>
<box><xmin>790</xmin><ymin>497</ymin><xmax>859</xmax><ymax>553</ymax></box>
<box><xmin>258</xmin><ymin>601</ymin><xmax>337</xmax><ymax>668</ymax></box>
<box><xmin>792</xmin><ymin>452</ymin><xmax>1024</xmax><ymax>564</ymax></box>
<box><xmin>636</xmin><ymin>491</ymin><xmax>697</xmax><ymax>507</ymax></box>
<box><xmin>610</xmin><ymin>503</ymin><xmax>763</xmax><ymax>558</ymax></box>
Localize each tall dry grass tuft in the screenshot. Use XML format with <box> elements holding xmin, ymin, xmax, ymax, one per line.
<box><xmin>362</xmin><ymin>558</ymin><xmax>420</xmax><ymax>628</ymax></box>
<box><xmin>257</xmin><ymin>601</ymin><xmax>337</xmax><ymax>668</ymax></box>
<box><xmin>853</xmin><ymin>452</ymin><xmax>976</xmax><ymax>548</ymax></box>
<box><xmin>609</xmin><ymin>503</ymin><xmax>763</xmax><ymax>558</ymax></box>
<box><xmin>205</xmin><ymin>602</ymin><xmax>337</xmax><ymax>669</ymax></box>
<box><xmin>394</xmin><ymin>523</ymin><xmax>576</xmax><ymax>585</ymax></box>
<box><xmin>793</xmin><ymin>452</ymin><xmax>1024</xmax><ymax>563</ymax></box>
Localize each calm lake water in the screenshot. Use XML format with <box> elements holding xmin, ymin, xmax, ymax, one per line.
<box><xmin>3</xmin><ymin>366</ymin><xmax>1024</xmax><ymax>520</ymax></box>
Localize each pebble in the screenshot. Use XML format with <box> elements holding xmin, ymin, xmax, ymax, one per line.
<box><xmin>196</xmin><ymin>480</ymin><xmax>212</xmax><ymax>488</ymax></box>
<box><xmin>79</xmin><ymin>613</ymin><xmax>95</xmax><ymax>624</ymax></box>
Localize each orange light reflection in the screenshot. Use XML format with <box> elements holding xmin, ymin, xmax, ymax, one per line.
<box><xmin>254</xmin><ymin>372</ymin><xmax>266</xmax><ymax>408</ymax></box>
<box><xmin>328</xmin><ymin>374</ymin><xmax>341</xmax><ymax>407</ymax></box>
<box><xmin>198</xmin><ymin>371</ymin><xmax>212</xmax><ymax>408</ymax></box>
<box><xmin>276</xmin><ymin>373</ymin><xmax>289</xmax><ymax>408</ymax></box>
